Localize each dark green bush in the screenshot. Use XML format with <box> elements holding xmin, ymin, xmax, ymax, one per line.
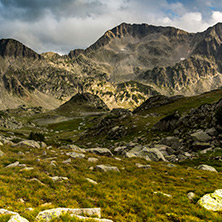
<box><xmin>215</xmin><ymin>107</ymin><xmax>222</xmax><ymax>125</ymax></box>
<box><xmin>28</xmin><ymin>132</ymin><xmax>45</xmax><ymax>141</ymax></box>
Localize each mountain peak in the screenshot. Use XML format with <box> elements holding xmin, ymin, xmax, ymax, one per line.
<box><xmin>0</xmin><ymin>38</ymin><xmax>41</xmax><ymax>59</ymax></box>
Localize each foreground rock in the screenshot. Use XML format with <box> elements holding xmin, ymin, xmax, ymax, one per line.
<box><xmin>0</xmin><ymin>209</ymin><xmax>28</xmax><ymax>222</ymax></box>
<box><xmin>35</xmin><ymin>207</ymin><xmax>111</xmax><ymax>222</ymax></box>
<box><xmin>198</xmin><ymin>190</ymin><xmax>222</xmax><ymax>211</ymax></box>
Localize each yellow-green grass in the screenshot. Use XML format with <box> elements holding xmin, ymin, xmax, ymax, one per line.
<box><xmin>0</xmin><ymin>144</ymin><xmax>221</xmax><ymax>221</ymax></box>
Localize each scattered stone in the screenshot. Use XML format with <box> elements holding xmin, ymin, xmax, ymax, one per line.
<box><xmin>135</xmin><ymin>163</ymin><xmax>151</xmax><ymax>169</ymax></box>
<box><xmin>20</xmin><ymin>167</ymin><xmax>34</xmax><ymax>172</ymax></box>
<box><xmin>87</xmin><ymin>148</ymin><xmax>113</xmax><ymax>157</ymax></box>
<box><xmin>113</xmin><ymin>146</ymin><xmax>127</xmax><ymax>155</ymax></box>
<box><xmin>5</xmin><ymin>161</ymin><xmax>20</xmax><ymax>168</ymax></box>
<box><xmin>197</xmin><ymin>164</ymin><xmax>217</xmax><ymax>172</ymax></box>
<box><xmin>114</xmin><ymin>157</ymin><xmax>121</xmax><ymax>161</ymax></box>
<box><xmin>198</xmin><ymin>189</ymin><xmax>222</xmax><ymax>211</ymax></box>
<box><xmin>124</xmin><ymin>152</ymin><xmax>137</xmax><ymax>158</ymax></box>
<box><xmin>50</xmin><ymin>161</ymin><xmax>57</xmax><ymax>167</ymax></box>
<box><xmin>40</xmin><ymin>141</ymin><xmax>47</xmax><ymax>148</ymax></box>
<box><xmin>62</xmin><ymin>158</ymin><xmax>72</xmax><ymax>164</ymax></box>
<box><xmin>66</xmin><ymin>152</ymin><xmax>85</xmax><ymax>159</ymax></box>
<box><xmin>199</xmin><ymin>147</ymin><xmax>214</xmax><ymax>154</ymax></box>
<box><xmin>206</xmin><ymin>128</ymin><xmax>218</xmax><ymax>136</ymax></box>
<box><xmin>13</xmin><ymin>140</ymin><xmax>40</xmax><ymax>149</ymax></box>
<box><xmin>0</xmin><ymin>142</ymin><xmax>3</xmax><ymax>146</ymax></box>
<box><xmin>50</xmin><ymin>176</ymin><xmax>69</xmax><ymax>182</ymax></box>
<box><xmin>0</xmin><ymin>150</ymin><xmax>4</xmax><ymax>157</ymax></box>
<box><xmin>95</xmin><ymin>165</ymin><xmax>120</xmax><ymax>173</ymax></box>
<box><xmin>88</xmin><ymin>157</ymin><xmax>98</xmax><ymax>163</ymax></box>
<box><xmin>86</xmin><ymin>178</ymin><xmax>98</xmax><ymax>185</ymax></box>
<box><xmin>35</xmin><ymin>208</ymin><xmax>102</xmax><ymax>222</ymax></box>
<box><xmin>166</xmin><ymin>163</ymin><xmax>177</xmax><ymax>168</ymax></box>
<box><xmin>153</xmin><ymin>191</ymin><xmax>172</xmax><ymax>198</ymax></box>
<box><xmin>187</xmin><ymin>192</ymin><xmax>196</xmax><ymax>200</ymax></box>
<box><xmin>29</xmin><ymin>178</ymin><xmax>45</xmax><ymax>186</ymax></box>
<box><xmin>191</xmin><ymin>130</ymin><xmax>212</xmax><ymax>142</ymax></box>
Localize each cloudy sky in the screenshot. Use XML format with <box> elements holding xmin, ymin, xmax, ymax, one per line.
<box><xmin>0</xmin><ymin>0</ymin><xmax>222</xmax><ymax>54</ymax></box>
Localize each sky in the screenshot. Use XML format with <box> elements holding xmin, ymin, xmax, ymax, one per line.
<box><xmin>0</xmin><ymin>0</ymin><xmax>222</xmax><ymax>54</ymax></box>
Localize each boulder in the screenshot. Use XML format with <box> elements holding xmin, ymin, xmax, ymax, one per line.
<box><xmin>123</xmin><ymin>152</ymin><xmax>137</xmax><ymax>158</ymax></box>
<box><xmin>5</xmin><ymin>161</ymin><xmax>23</xmax><ymax>168</ymax></box>
<box><xmin>113</xmin><ymin>146</ymin><xmax>127</xmax><ymax>155</ymax></box>
<box><xmin>197</xmin><ymin>164</ymin><xmax>217</xmax><ymax>172</ymax></box>
<box><xmin>206</xmin><ymin>128</ymin><xmax>218</xmax><ymax>136</ymax></box>
<box><xmin>86</xmin><ymin>178</ymin><xmax>98</xmax><ymax>185</ymax></box>
<box><xmin>14</xmin><ymin>140</ymin><xmax>40</xmax><ymax>149</ymax></box>
<box><xmin>191</xmin><ymin>130</ymin><xmax>212</xmax><ymax>142</ymax></box>
<box><xmin>0</xmin><ymin>209</ymin><xmax>28</xmax><ymax>222</ymax></box>
<box><xmin>187</xmin><ymin>192</ymin><xmax>196</xmax><ymax>200</ymax></box>
<box><xmin>198</xmin><ymin>189</ymin><xmax>222</xmax><ymax>211</ymax></box>
<box><xmin>60</xmin><ymin>144</ymin><xmax>86</xmax><ymax>153</ymax></box>
<box><xmin>135</xmin><ymin>163</ymin><xmax>151</xmax><ymax>169</ymax></box>
<box><xmin>66</xmin><ymin>152</ymin><xmax>85</xmax><ymax>159</ymax></box>
<box><xmin>87</xmin><ymin>148</ymin><xmax>113</xmax><ymax>157</ymax></box>
<box><xmin>50</xmin><ymin>176</ymin><xmax>69</xmax><ymax>182</ymax></box>
<box><xmin>35</xmin><ymin>208</ymin><xmax>102</xmax><ymax>222</ymax></box>
<box><xmin>137</xmin><ymin>148</ymin><xmax>167</xmax><ymax>161</ymax></box>
<box><xmin>88</xmin><ymin>157</ymin><xmax>99</xmax><ymax>163</ymax></box>
<box><xmin>95</xmin><ymin>165</ymin><xmax>120</xmax><ymax>173</ymax></box>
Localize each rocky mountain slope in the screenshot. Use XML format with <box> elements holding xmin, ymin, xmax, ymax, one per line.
<box><xmin>0</xmin><ymin>23</ymin><xmax>222</xmax><ymax>110</ymax></box>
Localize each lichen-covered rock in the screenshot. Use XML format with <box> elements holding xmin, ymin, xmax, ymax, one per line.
<box><xmin>35</xmin><ymin>208</ymin><xmax>101</xmax><ymax>222</ymax></box>
<box><xmin>198</xmin><ymin>190</ymin><xmax>222</xmax><ymax>211</ymax></box>
<box><xmin>0</xmin><ymin>209</ymin><xmax>28</xmax><ymax>222</ymax></box>
<box><xmin>8</xmin><ymin>214</ymin><xmax>29</xmax><ymax>222</ymax></box>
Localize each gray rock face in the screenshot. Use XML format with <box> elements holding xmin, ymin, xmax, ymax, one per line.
<box><xmin>87</xmin><ymin>148</ymin><xmax>113</xmax><ymax>157</ymax></box>
<box><xmin>197</xmin><ymin>164</ymin><xmax>217</xmax><ymax>172</ymax></box>
<box><xmin>95</xmin><ymin>165</ymin><xmax>120</xmax><ymax>172</ymax></box>
<box><xmin>191</xmin><ymin>130</ymin><xmax>212</xmax><ymax>142</ymax></box>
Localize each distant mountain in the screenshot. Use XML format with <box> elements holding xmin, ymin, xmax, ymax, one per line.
<box><xmin>0</xmin><ymin>22</ymin><xmax>222</xmax><ymax>110</ymax></box>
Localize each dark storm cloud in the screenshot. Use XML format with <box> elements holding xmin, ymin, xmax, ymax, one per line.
<box><xmin>0</xmin><ymin>0</ymin><xmax>221</xmax><ymax>54</ymax></box>
<box><xmin>0</xmin><ymin>0</ymin><xmax>104</xmax><ymax>21</ymax></box>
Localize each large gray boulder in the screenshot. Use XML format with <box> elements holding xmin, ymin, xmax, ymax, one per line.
<box><xmin>191</xmin><ymin>130</ymin><xmax>212</xmax><ymax>142</ymax></box>
<box><xmin>87</xmin><ymin>148</ymin><xmax>113</xmax><ymax>157</ymax></box>
<box><xmin>197</xmin><ymin>164</ymin><xmax>217</xmax><ymax>172</ymax></box>
<box><xmin>137</xmin><ymin>148</ymin><xmax>167</xmax><ymax>161</ymax></box>
<box><xmin>198</xmin><ymin>190</ymin><xmax>222</xmax><ymax>211</ymax></box>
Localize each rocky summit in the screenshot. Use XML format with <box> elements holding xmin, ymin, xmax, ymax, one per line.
<box><xmin>0</xmin><ymin>23</ymin><xmax>222</xmax><ymax>110</ymax></box>
<box><xmin>1</xmin><ymin>22</ymin><xmax>222</xmax><ymax>222</ymax></box>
